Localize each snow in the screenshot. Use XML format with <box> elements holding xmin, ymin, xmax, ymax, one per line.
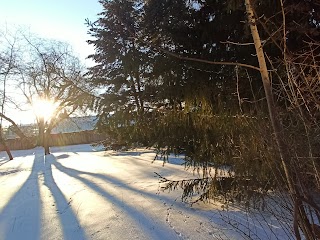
<box><xmin>0</xmin><ymin>144</ymin><xmax>293</xmax><ymax>240</ymax></box>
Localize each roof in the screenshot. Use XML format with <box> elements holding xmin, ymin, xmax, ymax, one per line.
<box><xmin>51</xmin><ymin>116</ymin><xmax>98</xmax><ymax>134</ymax></box>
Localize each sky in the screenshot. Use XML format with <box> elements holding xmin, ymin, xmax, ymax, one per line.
<box><xmin>0</xmin><ymin>0</ymin><xmax>102</xmax><ymax>65</ymax></box>
<box><xmin>0</xmin><ymin>0</ymin><xmax>103</xmax><ymax>125</ymax></box>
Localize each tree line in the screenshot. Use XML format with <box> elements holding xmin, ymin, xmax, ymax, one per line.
<box><xmin>86</xmin><ymin>0</ymin><xmax>320</xmax><ymax>239</ymax></box>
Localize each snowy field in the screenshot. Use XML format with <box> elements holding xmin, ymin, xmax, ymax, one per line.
<box><xmin>0</xmin><ymin>144</ymin><xmax>292</xmax><ymax>240</ymax></box>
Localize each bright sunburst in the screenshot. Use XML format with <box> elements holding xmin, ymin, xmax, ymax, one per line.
<box><xmin>32</xmin><ymin>98</ymin><xmax>58</xmax><ymax>122</ymax></box>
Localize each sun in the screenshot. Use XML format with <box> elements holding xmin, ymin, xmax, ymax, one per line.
<box><xmin>32</xmin><ymin>98</ymin><xmax>58</xmax><ymax>122</ymax></box>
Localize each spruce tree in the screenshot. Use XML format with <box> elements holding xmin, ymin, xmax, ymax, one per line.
<box><xmin>88</xmin><ymin>0</ymin><xmax>319</xmax><ymax>211</ymax></box>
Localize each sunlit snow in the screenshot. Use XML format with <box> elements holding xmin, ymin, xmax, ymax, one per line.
<box><xmin>0</xmin><ymin>144</ymin><xmax>292</xmax><ymax>239</ymax></box>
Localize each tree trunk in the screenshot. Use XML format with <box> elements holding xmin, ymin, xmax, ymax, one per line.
<box><xmin>38</xmin><ymin>118</ymin><xmax>50</xmax><ymax>155</ymax></box>
<box><xmin>3</xmin><ymin>143</ymin><xmax>13</xmax><ymax>160</ymax></box>
<box><xmin>38</xmin><ymin>118</ymin><xmax>45</xmax><ymax>146</ymax></box>
<box><xmin>0</xmin><ymin>114</ymin><xmax>34</xmax><ymax>149</ymax></box>
<box><xmin>0</xmin><ymin>134</ymin><xmax>13</xmax><ymax>160</ymax></box>
<box><xmin>0</xmin><ymin>113</ymin><xmax>29</xmax><ymax>140</ymax></box>
<box><xmin>44</xmin><ymin>130</ymin><xmax>50</xmax><ymax>155</ymax></box>
<box><xmin>128</xmin><ymin>75</ymin><xmax>142</xmax><ymax>112</ymax></box>
<box><xmin>244</xmin><ymin>0</ymin><xmax>314</xmax><ymax>239</ymax></box>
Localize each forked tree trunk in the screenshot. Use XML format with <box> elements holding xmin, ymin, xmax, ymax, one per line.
<box><xmin>244</xmin><ymin>0</ymin><xmax>314</xmax><ymax>239</ymax></box>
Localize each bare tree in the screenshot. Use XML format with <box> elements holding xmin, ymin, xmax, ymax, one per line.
<box><xmin>244</xmin><ymin>1</ymin><xmax>318</xmax><ymax>239</ymax></box>
<box><xmin>0</xmin><ymin>28</ymin><xmax>23</xmax><ymax>159</ymax></box>
<box><xmin>18</xmin><ymin>37</ymin><xmax>95</xmax><ymax>154</ymax></box>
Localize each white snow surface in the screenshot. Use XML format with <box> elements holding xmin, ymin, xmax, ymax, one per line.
<box><xmin>0</xmin><ymin>144</ymin><xmax>291</xmax><ymax>240</ymax></box>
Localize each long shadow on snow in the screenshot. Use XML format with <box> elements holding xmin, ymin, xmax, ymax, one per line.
<box><xmin>106</xmin><ymin>150</ymin><xmax>186</xmax><ymax>166</ymax></box>
<box><xmin>0</xmin><ymin>151</ymin><xmax>42</xmax><ymax>240</ymax></box>
<box><xmin>99</xmin><ymin>156</ymin><xmax>185</xmax><ymax>180</ymax></box>
<box><xmin>50</xmin><ymin>154</ymin><xmax>238</xmax><ymax>238</ymax></box>
<box><xmin>0</xmin><ymin>160</ymin><xmax>11</xmax><ymax>166</ymax></box>
<box><xmin>52</xmin><ymin>153</ymin><xmax>189</xmax><ymax>206</ymax></box>
<box><xmin>66</xmin><ymin>154</ymin><xmax>285</xmax><ymax>239</ymax></box>
<box><xmin>51</xmin><ymin>144</ymin><xmax>103</xmax><ymax>154</ymax></box>
<box><xmin>44</xmin><ymin>155</ymin><xmax>87</xmax><ymax>240</ymax></box>
<box><xmin>106</xmin><ymin>150</ymin><xmax>152</xmax><ymax>157</ymax></box>
<box><xmin>0</xmin><ymin>150</ymin><xmax>87</xmax><ymax>240</ymax></box>
<box><xmin>52</xmin><ymin>153</ymin><xmax>215</xmax><ymax>219</ymax></box>
<box><xmin>52</xmin><ymin>150</ymin><xmax>292</xmax><ymax>240</ymax></box>
<box><xmin>51</xmin><ymin>156</ymin><xmax>181</xmax><ymax>240</ymax></box>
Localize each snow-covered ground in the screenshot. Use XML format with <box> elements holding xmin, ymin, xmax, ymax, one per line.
<box><xmin>0</xmin><ymin>144</ymin><xmax>292</xmax><ymax>240</ymax></box>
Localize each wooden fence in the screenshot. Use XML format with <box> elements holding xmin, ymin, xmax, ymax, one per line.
<box><xmin>0</xmin><ymin>130</ymin><xmax>106</xmax><ymax>151</ymax></box>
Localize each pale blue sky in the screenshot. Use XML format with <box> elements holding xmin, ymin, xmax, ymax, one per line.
<box><xmin>0</xmin><ymin>0</ymin><xmax>102</xmax><ymax>64</ymax></box>
<box><xmin>0</xmin><ymin>1</ymin><xmax>103</xmax><ymax>125</ymax></box>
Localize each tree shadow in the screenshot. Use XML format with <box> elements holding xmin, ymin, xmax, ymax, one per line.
<box><xmin>50</xmin><ymin>144</ymin><xmax>104</xmax><ymax>154</ymax></box>
<box><xmin>51</xmin><ymin>156</ymin><xmax>181</xmax><ymax>239</ymax></box>
<box><xmin>108</xmin><ymin>150</ymin><xmax>186</xmax><ymax>166</ymax></box>
<box><xmin>55</xmin><ymin>154</ymin><xmax>71</xmax><ymax>159</ymax></box>
<box><xmin>71</xmin><ymin>153</ymin><xmax>285</xmax><ymax>238</ymax></box>
<box><xmin>1</xmin><ymin>146</ymin><xmax>239</xmax><ymax>239</ymax></box>
<box><xmin>0</xmin><ymin>150</ymin><xmax>42</xmax><ymax>239</ymax></box>
<box><xmin>107</xmin><ymin>150</ymin><xmax>152</xmax><ymax>157</ymax></box>
<box><xmin>44</xmin><ymin>155</ymin><xmax>87</xmax><ymax>239</ymax></box>
<box><xmin>53</xmin><ymin>159</ymin><xmax>167</xmax><ymax>203</ymax></box>
<box><xmin>0</xmin><ymin>149</ymin><xmax>87</xmax><ymax>240</ymax></box>
<box><xmin>0</xmin><ymin>160</ymin><xmax>10</xmax><ymax>166</ymax></box>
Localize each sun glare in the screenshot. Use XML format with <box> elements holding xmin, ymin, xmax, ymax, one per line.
<box><xmin>32</xmin><ymin>98</ymin><xmax>57</xmax><ymax>121</ymax></box>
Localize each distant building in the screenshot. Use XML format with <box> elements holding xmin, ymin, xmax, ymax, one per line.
<box><xmin>51</xmin><ymin>116</ymin><xmax>98</xmax><ymax>134</ymax></box>
<box><xmin>2</xmin><ymin>124</ymin><xmax>37</xmax><ymax>139</ymax></box>
<box><xmin>2</xmin><ymin>116</ymin><xmax>98</xmax><ymax>139</ymax></box>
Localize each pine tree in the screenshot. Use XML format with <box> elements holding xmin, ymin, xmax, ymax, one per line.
<box><xmin>88</xmin><ymin>3</ymin><xmax>320</xmax><ymax>234</ymax></box>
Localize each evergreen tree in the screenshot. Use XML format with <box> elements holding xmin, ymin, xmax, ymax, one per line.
<box><xmin>87</xmin><ymin>0</ymin><xmax>148</xmax><ymax>142</ymax></box>
<box><xmin>88</xmin><ymin>0</ymin><xmax>320</xmax><ymax>238</ymax></box>
<box><xmin>88</xmin><ymin>0</ymin><xmax>319</xmax><ymax>206</ymax></box>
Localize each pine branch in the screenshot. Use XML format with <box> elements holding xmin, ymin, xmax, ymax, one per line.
<box><xmin>113</xmin><ymin>12</ymin><xmax>262</xmax><ymax>72</ymax></box>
